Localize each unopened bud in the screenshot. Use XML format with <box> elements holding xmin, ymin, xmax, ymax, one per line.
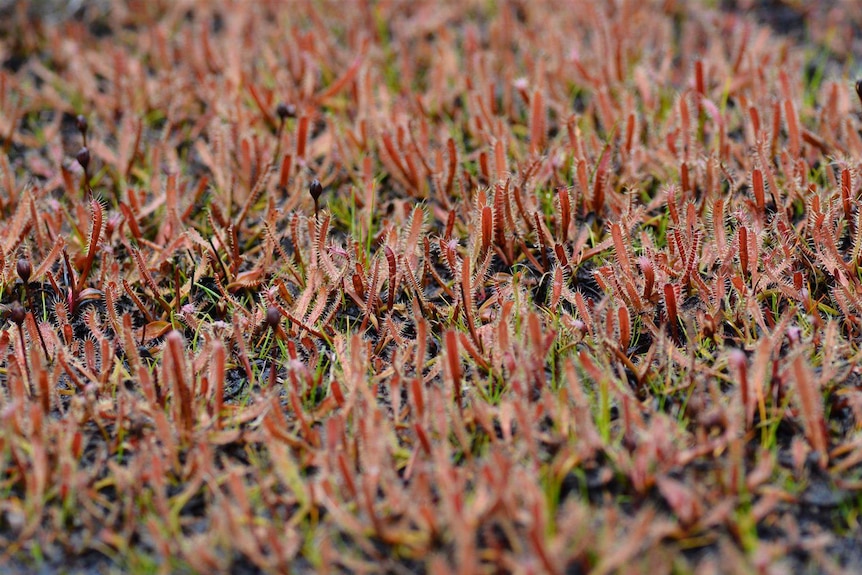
<box><xmin>76</xmin><ymin>146</ymin><xmax>90</xmax><ymax>171</ymax></box>
<box><xmin>310</xmin><ymin>179</ymin><xmax>323</xmax><ymax>201</ymax></box>
<box><xmin>16</xmin><ymin>258</ymin><xmax>31</xmax><ymax>283</ymax></box>
<box><xmin>266</xmin><ymin>306</ymin><xmax>281</xmax><ymax>329</ymax></box>
<box><xmin>276</xmin><ymin>103</ymin><xmax>295</xmax><ymax>120</ymax></box>
<box><xmin>9</xmin><ymin>302</ymin><xmax>24</xmax><ymax>325</ymax></box>
<box><xmin>76</xmin><ymin>114</ymin><xmax>88</xmax><ymax>138</ymax></box>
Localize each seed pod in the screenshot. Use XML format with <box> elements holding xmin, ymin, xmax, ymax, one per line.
<box><xmin>10</xmin><ymin>301</ymin><xmax>25</xmax><ymax>325</ymax></box>
<box><xmin>856</xmin><ymin>80</ymin><xmax>862</xmax><ymax>106</ymax></box>
<box><xmin>77</xmin><ymin>146</ymin><xmax>90</xmax><ymax>171</ymax></box>
<box><xmin>16</xmin><ymin>258</ymin><xmax>31</xmax><ymax>283</ymax></box>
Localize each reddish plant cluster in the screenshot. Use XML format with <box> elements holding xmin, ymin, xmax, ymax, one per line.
<box><xmin>0</xmin><ymin>1</ymin><xmax>861</xmax><ymax>573</ymax></box>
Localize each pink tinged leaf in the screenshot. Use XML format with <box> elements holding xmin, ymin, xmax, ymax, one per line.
<box><xmin>657</xmin><ymin>476</ymin><xmax>702</xmax><ymax>527</ymax></box>
<box><xmin>792</xmin><ymin>353</ymin><xmax>829</xmax><ymax>467</ymax></box>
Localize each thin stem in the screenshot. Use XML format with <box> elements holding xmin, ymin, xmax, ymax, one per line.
<box><xmin>16</xmin><ymin>323</ymin><xmax>30</xmax><ymax>388</ymax></box>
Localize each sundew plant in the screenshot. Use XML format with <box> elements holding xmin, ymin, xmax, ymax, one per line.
<box><xmin>1</xmin><ymin>1</ymin><xmax>862</xmax><ymax>573</ymax></box>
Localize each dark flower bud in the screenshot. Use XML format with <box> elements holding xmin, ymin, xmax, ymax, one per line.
<box><xmin>9</xmin><ymin>301</ymin><xmax>24</xmax><ymax>326</ymax></box>
<box><xmin>266</xmin><ymin>306</ymin><xmax>281</xmax><ymax>329</ymax></box>
<box><xmin>310</xmin><ymin>179</ymin><xmax>323</xmax><ymax>201</ymax></box>
<box><xmin>276</xmin><ymin>103</ymin><xmax>295</xmax><ymax>120</ymax></box>
<box><xmin>16</xmin><ymin>258</ymin><xmax>31</xmax><ymax>283</ymax></box>
<box><xmin>77</xmin><ymin>146</ymin><xmax>90</xmax><ymax>171</ymax></box>
<box><xmin>856</xmin><ymin>80</ymin><xmax>862</xmax><ymax>105</ymax></box>
<box><xmin>76</xmin><ymin>114</ymin><xmax>88</xmax><ymax>137</ymax></box>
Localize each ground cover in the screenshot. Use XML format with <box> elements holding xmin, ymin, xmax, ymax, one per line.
<box><xmin>1</xmin><ymin>0</ymin><xmax>862</xmax><ymax>573</ymax></box>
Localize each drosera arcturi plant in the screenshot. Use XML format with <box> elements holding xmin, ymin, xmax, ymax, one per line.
<box><xmin>4</xmin><ymin>1</ymin><xmax>862</xmax><ymax>573</ymax></box>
